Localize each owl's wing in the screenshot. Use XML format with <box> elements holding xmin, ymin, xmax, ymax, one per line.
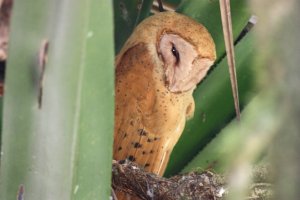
<box><xmin>114</xmin><ymin>43</ymin><xmax>170</xmax><ymax>175</ymax></box>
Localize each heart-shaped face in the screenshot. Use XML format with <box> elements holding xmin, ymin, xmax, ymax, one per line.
<box><xmin>159</xmin><ymin>33</ymin><xmax>214</xmax><ymax>93</ymax></box>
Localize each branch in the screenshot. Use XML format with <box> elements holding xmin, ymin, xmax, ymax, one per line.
<box><xmin>219</xmin><ymin>0</ymin><xmax>240</xmax><ymax>120</ymax></box>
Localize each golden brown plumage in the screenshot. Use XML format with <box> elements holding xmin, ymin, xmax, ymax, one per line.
<box><xmin>114</xmin><ymin>11</ymin><xmax>216</xmax><ymax>179</ymax></box>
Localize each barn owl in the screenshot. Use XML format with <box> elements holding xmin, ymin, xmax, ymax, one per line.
<box><xmin>114</xmin><ymin>11</ymin><xmax>216</xmax><ymax>178</ymax></box>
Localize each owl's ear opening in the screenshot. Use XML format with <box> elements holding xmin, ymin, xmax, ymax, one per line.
<box><xmin>166</xmin><ymin>58</ymin><xmax>214</xmax><ymax>93</ymax></box>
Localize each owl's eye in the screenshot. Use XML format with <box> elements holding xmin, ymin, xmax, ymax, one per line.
<box><xmin>171</xmin><ymin>44</ymin><xmax>180</xmax><ymax>64</ymax></box>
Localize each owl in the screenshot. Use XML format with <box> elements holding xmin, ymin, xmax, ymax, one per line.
<box><xmin>114</xmin><ymin>11</ymin><xmax>216</xmax><ymax>179</ymax></box>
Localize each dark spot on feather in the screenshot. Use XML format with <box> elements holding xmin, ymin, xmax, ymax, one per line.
<box><xmin>133</xmin><ymin>142</ymin><xmax>142</xmax><ymax>148</ymax></box>
<box><xmin>128</xmin><ymin>155</ymin><xmax>136</xmax><ymax>162</ymax></box>
<box><xmin>124</xmin><ymin>133</ymin><xmax>127</xmax><ymax>138</ymax></box>
<box><xmin>138</xmin><ymin>129</ymin><xmax>147</xmax><ymax>136</ymax></box>
<box><xmin>144</xmin><ymin>163</ymin><xmax>150</xmax><ymax>168</ymax></box>
<box><xmin>150</xmin><ymin>150</ymin><xmax>154</xmax><ymax>154</ymax></box>
<box><xmin>118</xmin><ymin>146</ymin><xmax>122</xmax><ymax>151</ymax></box>
<box><xmin>142</xmin><ymin>151</ymin><xmax>147</xmax><ymax>155</ymax></box>
<box><xmin>147</xmin><ymin>138</ymin><xmax>153</xmax><ymax>142</ymax></box>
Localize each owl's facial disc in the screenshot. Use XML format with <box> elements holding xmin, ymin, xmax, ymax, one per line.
<box><xmin>159</xmin><ymin>33</ymin><xmax>214</xmax><ymax>93</ymax></box>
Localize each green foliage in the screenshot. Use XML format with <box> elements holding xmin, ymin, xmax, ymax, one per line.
<box><xmin>177</xmin><ymin>0</ymin><xmax>251</xmax><ymax>58</ymax></box>
<box><xmin>0</xmin><ymin>1</ymin><xmax>114</xmax><ymax>199</ymax></box>
<box><xmin>181</xmin><ymin>33</ymin><xmax>257</xmax><ymax>173</ymax></box>
<box><xmin>114</xmin><ymin>0</ymin><xmax>154</xmax><ymax>53</ymax></box>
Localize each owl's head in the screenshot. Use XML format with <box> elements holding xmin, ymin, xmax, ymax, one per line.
<box><xmin>117</xmin><ymin>11</ymin><xmax>216</xmax><ymax>93</ymax></box>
